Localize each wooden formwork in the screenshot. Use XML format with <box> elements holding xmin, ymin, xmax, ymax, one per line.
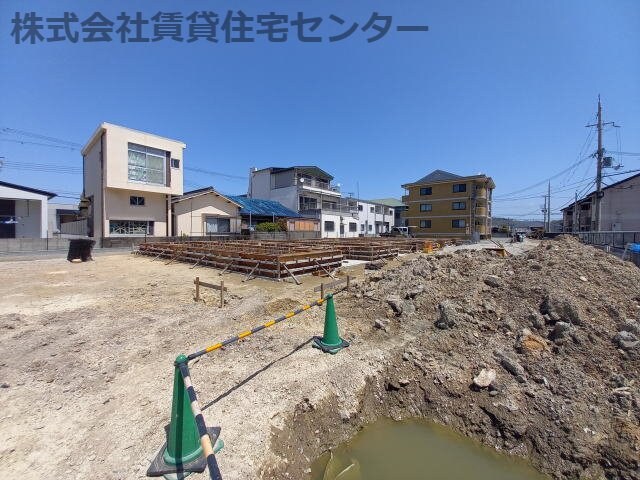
<box><xmin>137</xmin><ymin>241</ymin><xmax>343</xmax><ymax>282</ymax></box>
<box><xmin>290</xmin><ymin>238</ymin><xmax>433</xmax><ymax>261</ymax></box>
<box><xmin>199</xmin><ymin>237</ymin><xmax>451</xmax><ymax>261</ymax></box>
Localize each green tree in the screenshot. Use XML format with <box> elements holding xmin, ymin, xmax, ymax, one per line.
<box><xmin>255</xmin><ymin>222</ymin><xmax>282</xmax><ymax>232</ymax></box>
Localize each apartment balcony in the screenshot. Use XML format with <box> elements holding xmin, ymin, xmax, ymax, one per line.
<box><xmin>475</xmin><ymin>206</ymin><xmax>489</xmax><ymax>217</ymax></box>
<box><xmin>300</xmin><ymin>207</ymin><xmax>358</xmax><ymax>219</ymax></box>
<box><xmin>298</xmin><ymin>181</ymin><xmax>341</xmax><ymax>197</ymax></box>
<box><xmin>473</xmin><ymin>187</ymin><xmax>489</xmax><ymax>199</ymax></box>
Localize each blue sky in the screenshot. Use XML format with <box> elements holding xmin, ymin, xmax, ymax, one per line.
<box><xmin>1</xmin><ymin>0</ymin><xmax>638</xmax><ymax>219</ymax></box>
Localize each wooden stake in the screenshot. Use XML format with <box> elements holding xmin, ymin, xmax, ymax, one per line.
<box><xmin>219</xmin><ymin>258</ymin><xmax>236</xmax><ymax>276</ymax></box>
<box><xmin>243</xmin><ymin>261</ymin><xmax>261</xmax><ymax>282</ymax></box>
<box><xmin>195</xmin><ymin>277</ymin><xmax>200</xmax><ymax>302</ymax></box>
<box><xmin>314</xmin><ymin>259</ymin><xmax>336</xmax><ymax>279</ymax></box>
<box><xmin>320</xmin><ymin>282</ymin><xmax>324</xmax><ymax>299</ymax></box>
<box><xmin>281</xmin><ymin>262</ymin><xmax>301</xmax><ymax>285</ymax></box>
<box><xmin>190</xmin><ymin>253</ymin><xmax>206</xmax><ymax>269</ymax></box>
<box><xmin>220</xmin><ymin>280</ymin><xmax>224</xmax><ymax>308</ymax></box>
<box><xmin>346</xmin><ymin>275</ymin><xmax>350</xmax><ymax>291</ymax></box>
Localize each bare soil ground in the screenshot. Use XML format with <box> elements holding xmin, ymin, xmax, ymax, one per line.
<box><xmin>2</xmin><ymin>237</ymin><xmax>637</xmax><ymax>480</ymax></box>
<box><xmin>0</xmin><ymin>250</ymin><xmax>404</xmax><ymax>480</ymax></box>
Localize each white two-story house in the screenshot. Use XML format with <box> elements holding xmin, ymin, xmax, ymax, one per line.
<box><xmin>356</xmin><ymin>200</ymin><xmax>395</xmax><ymax>235</ymax></box>
<box><xmin>81</xmin><ymin>123</ymin><xmax>185</xmax><ymax>240</ymax></box>
<box><xmin>248</xmin><ymin>166</ymin><xmax>360</xmax><ymax>238</ymax></box>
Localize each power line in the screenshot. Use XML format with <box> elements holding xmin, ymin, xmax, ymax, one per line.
<box><xmin>603</xmin><ymin>169</ymin><xmax>640</xmax><ymax>180</ymax></box>
<box><xmin>0</xmin><ymin>127</ymin><xmax>82</xmax><ymax>148</ymax></box>
<box><xmin>492</xmin><ymin>176</ymin><xmax>599</xmax><ymax>202</ymax></box>
<box><xmin>550</xmin><ymin>170</ymin><xmax>639</xmax><ymax>215</ymax></box>
<box><xmin>607</xmin><ymin>151</ymin><xmax>640</xmax><ymax>156</ymax></box>
<box><xmin>494</xmin><ymin>154</ymin><xmax>593</xmax><ymax>199</ymax></box>
<box><xmin>552</xmin><ymin>180</ymin><xmax>596</xmax><ymax>213</ymax></box>
<box><xmin>2</xmin><ymin>127</ymin><xmax>249</xmax><ymax>181</ymax></box>
<box><xmin>0</xmin><ymin>138</ymin><xmax>81</xmax><ymax>151</ymax></box>
<box><xmin>54</xmin><ymin>195</ymin><xmax>81</xmax><ymax>200</ymax></box>
<box><xmin>1</xmin><ymin>160</ymin><xmax>82</xmax><ymax>174</ymax></box>
<box><xmin>559</xmin><ymin>119</ymin><xmax>596</xmax><ymax>187</ymax></box>
<box><xmin>184</xmin><ymin>166</ymin><xmax>247</xmax><ymax>181</ymax></box>
<box><xmin>497</xmin><ymin>115</ymin><xmax>597</xmax><ymax>201</ymax></box>
<box><xmin>494</xmin><ymin>209</ymin><xmax>544</xmax><ymax>217</ymax></box>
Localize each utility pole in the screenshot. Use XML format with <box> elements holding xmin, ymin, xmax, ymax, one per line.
<box><xmin>547</xmin><ymin>181</ymin><xmax>551</xmax><ymax>232</ymax></box>
<box><xmin>586</xmin><ymin>96</ymin><xmax>616</xmax><ymax>231</ymax></box>
<box><xmin>572</xmin><ymin>191</ymin><xmax>578</xmax><ymax>232</ymax></box>
<box><xmin>594</xmin><ymin>96</ymin><xmax>603</xmax><ymax>231</ymax></box>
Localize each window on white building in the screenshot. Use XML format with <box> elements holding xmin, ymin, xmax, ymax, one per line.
<box><xmin>128</xmin><ymin>143</ymin><xmax>166</xmax><ymax>185</ymax></box>
<box><xmin>109</xmin><ymin>220</ymin><xmax>154</xmax><ymax>236</ymax></box>
<box><xmin>205</xmin><ymin>217</ymin><xmax>231</xmax><ymax>233</ymax></box>
<box><xmin>324</xmin><ymin>221</ymin><xmax>335</xmax><ymax>232</ymax></box>
<box><xmin>129</xmin><ymin>196</ymin><xmax>145</xmax><ymax>206</ymax></box>
<box><xmin>349</xmin><ymin>222</ymin><xmax>357</xmax><ymax>232</ymax></box>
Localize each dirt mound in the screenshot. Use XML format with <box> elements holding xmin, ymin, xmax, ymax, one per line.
<box><xmin>265</xmin><ymin>297</ymin><xmax>302</xmax><ymax>315</ymax></box>
<box><xmin>268</xmin><ymin>237</ymin><xmax>640</xmax><ymax>480</ymax></box>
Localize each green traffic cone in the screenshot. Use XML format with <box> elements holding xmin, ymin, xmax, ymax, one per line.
<box><xmin>163</xmin><ymin>355</ymin><xmax>203</xmax><ymax>466</ymax></box>
<box><xmin>148</xmin><ymin>354</ymin><xmax>214</xmax><ymax>478</ymax></box>
<box><xmin>313</xmin><ymin>294</ymin><xmax>349</xmax><ymax>354</ymax></box>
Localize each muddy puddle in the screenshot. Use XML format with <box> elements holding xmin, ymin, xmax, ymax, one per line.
<box><xmin>311</xmin><ymin>418</ymin><xmax>549</xmax><ymax>480</ymax></box>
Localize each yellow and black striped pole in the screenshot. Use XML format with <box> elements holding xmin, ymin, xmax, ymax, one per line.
<box><xmin>178</xmin><ymin>361</ymin><xmax>223</xmax><ymax>480</ymax></box>
<box><xmin>147</xmin><ymin>354</ymin><xmax>224</xmax><ymax>478</ymax></box>
<box><xmin>187</xmin><ymin>296</ymin><xmax>327</xmax><ymax>361</ymax></box>
<box><xmin>150</xmin><ymin>295</ymin><xmax>332</xmax><ymax>480</ymax></box>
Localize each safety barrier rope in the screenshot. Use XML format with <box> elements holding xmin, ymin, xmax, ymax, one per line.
<box><xmin>156</xmin><ymin>293</ymin><xmax>337</xmax><ymax>480</ymax></box>
<box><xmin>178</xmin><ymin>361</ymin><xmax>223</xmax><ymax>480</ymax></box>
<box><xmin>186</xmin><ymin>296</ymin><xmax>327</xmax><ymax>361</ymax></box>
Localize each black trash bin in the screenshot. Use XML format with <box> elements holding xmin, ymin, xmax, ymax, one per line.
<box><xmin>67</xmin><ymin>239</ymin><xmax>96</xmax><ymax>262</ymax></box>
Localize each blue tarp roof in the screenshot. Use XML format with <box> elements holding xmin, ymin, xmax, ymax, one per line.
<box><xmin>228</xmin><ymin>195</ymin><xmax>302</xmax><ymax>218</ymax></box>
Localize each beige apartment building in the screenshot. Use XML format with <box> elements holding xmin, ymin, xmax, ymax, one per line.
<box><xmin>81</xmin><ymin>123</ymin><xmax>185</xmax><ymax>241</ymax></box>
<box><xmin>401</xmin><ymin>169</ymin><xmax>495</xmax><ymax>239</ymax></box>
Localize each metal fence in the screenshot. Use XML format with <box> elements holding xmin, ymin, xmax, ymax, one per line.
<box><xmin>60</xmin><ymin>219</ymin><xmax>88</xmax><ymax>236</ymax></box>
<box><xmin>576</xmin><ymin>231</ymin><xmax>640</xmax><ymax>267</ymax></box>
<box><xmin>576</xmin><ymin>231</ymin><xmax>640</xmax><ymax>250</ymax></box>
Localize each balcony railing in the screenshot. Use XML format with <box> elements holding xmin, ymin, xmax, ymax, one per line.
<box><xmin>300</xmin><ymin>207</ymin><xmax>358</xmax><ymax>219</ymax></box>
<box><xmin>297</xmin><ymin>178</ymin><xmax>340</xmax><ymax>193</ymax></box>
<box><xmin>473</xmin><ymin>188</ymin><xmax>488</xmax><ymax>199</ymax></box>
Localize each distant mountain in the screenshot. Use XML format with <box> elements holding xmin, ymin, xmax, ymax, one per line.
<box><xmin>493</xmin><ymin>217</ymin><xmax>544</xmax><ymax>228</ymax></box>
<box><xmin>493</xmin><ymin>217</ymin><xmax>563</xmax><ymax>232</ymax></box>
